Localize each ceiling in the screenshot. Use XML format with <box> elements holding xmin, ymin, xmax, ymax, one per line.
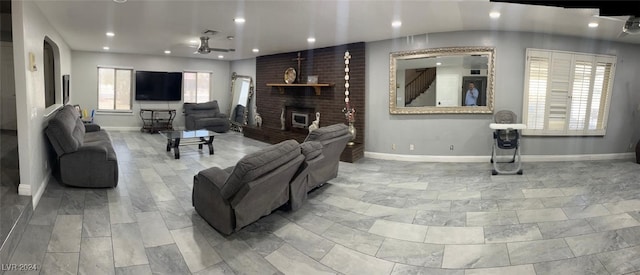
<box><xmin>32</xmin><ymin>0</ymin><xmax>640</xmax><ymax>61</ymax></box>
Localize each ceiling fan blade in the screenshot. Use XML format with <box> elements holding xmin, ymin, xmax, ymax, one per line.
<box><xmin>209</xmin><ymin>48</ymin><xmax>236</xmax><ymax>52</ymax></box>
<box><xmin>593</xmin><ymin>15</ymin><xmax>627</xmax><ymax>22</ymax></box>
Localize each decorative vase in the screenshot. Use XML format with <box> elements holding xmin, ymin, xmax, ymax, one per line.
<box><xmin>308</xmin><ymin>112</ymin><xmax>320</xmax><ymax>133</ymax></box>
<box><xmin>347</xmin><ymin>121</ymin><xmax>356</xmax><ymax>146</ymax></box>
<box><xmin>255</xmin><ymin>113</ymin><xmax>262</xmax><ymax>128</ymax></box>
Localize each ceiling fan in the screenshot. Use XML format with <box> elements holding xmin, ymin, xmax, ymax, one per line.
<box><xmin>490</xmin><ymin>1</ymin><xmax>640</xmax><ymax>38</ymax></box>
<box><xmin>595</xmin><ymin>15</ymin><xmax>640</xmax><ymax>38</ymax></box>
<box><xmin>195</xmin><ymin>30</ymin><xmax>235</xmax><ymax>54</ymax></box>
<box><xmin>620</xmin><ymin>16</ymin><xmax>640</xmax><ymax>37</ymax></box>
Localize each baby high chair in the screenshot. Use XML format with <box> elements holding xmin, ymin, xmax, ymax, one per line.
<box><xmin>490</xmin><ymin>110</ymin><xmax>526</xmax><ymax>175</ymax></box>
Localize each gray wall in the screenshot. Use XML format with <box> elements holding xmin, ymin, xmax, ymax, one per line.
<box><xmin>12</xmin><ymin>0</ymin><xmax>73</xmax><ymax>204</ymax></box>
<box><xmin>71</xmin><ymin>51</ymin><xmax>231</xmax><ymax>129</ymax></box>
<box><xmin>366</xmin><ymin>31</ymin><xmax>640</xmax><ymax>156</ymax></box>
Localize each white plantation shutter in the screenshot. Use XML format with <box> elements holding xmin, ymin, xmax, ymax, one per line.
<box><xmin>525</xmin><ymin>55</ymin><xmax>548</xmax><ymax>130</ymax></box>
<box><xmin>547</xmin><ymin>53</ymin><xmax>572</xmax><ymax>131</ymax></box>
<box><xmin>522</xmin><ymin>49</ymin><xmax>616</xmax><ymax>136</ymax></box>
<box><xmin>568</xmin><ymin>60</ymin><xmax>592</xmax><ymax>130</ymax></box>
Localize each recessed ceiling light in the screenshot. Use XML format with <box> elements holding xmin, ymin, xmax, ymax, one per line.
<box><xmin>391</xmin><ymin>21</ymin><xmax>402</xmax><ymax>28</ymax></box>
<box><xmin>307</xmin><ymin>37</ymin><xmax>316</xmax><ymax>43</ymax></box>
<box><xmin>227</xmin><ymin>36</ymin><xmax>235</xmax><ymax>40</ymax></box>
<box><xmin>218</xmin><ymin>55</ymin><xmax>224</xmax><ymax>59</ymax></box>
<box><xmin>164</xmin><ymin>50</ymin><xmax>171</xmax><ymax>54</ymax></box>
<box><xmin>234</xmin><ymin>18</ymin><xmax>246</xmax><ymax>23</ymax></box>
<box><xmin>113</xmin><ymin>0</ymin><xmax>127</xmax><ymax>3</ymax></box>
<box><xmin>189</xmin><ymin>40</ymin><xmax>198</xmax><ymax>44</ymax></box>
<box><xmin>252</xmin><ymin>48</ymin><xmax>259</xmax><ymax>53</ymax></box>
<box><xmin>103</xmin><ymin>46</ymin><xmax>110</xmax><ymax>50</ymax></box>
<box><xmin>588</xmin><ymin>22</ymin><xmax>599</xmax><ymax>28</ymax></box>
<box><xmin>436</xmin><ymin>62</ymin><xmax>442</xmax><ymax>66</ymax></box>
<box><xmin>106</xmin><ymin>32</ymin><xmax>115</xmax><ymax>37</ymax></box>
<box><xmin>489</xmin><ymin>11</ymin><xmax>501</xmax><ymax>19</ymax></box>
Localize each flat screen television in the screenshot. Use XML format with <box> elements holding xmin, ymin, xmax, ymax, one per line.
<box><xmin>135</xmin><ymin>71</ymin><xmax>182</xmax><ymax>101</ymax></box>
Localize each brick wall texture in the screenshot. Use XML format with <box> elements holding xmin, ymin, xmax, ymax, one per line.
<box><xmin>255</xmin><ymin>42</ymin><xmax>366</xmax><ymax>145</ymax></box>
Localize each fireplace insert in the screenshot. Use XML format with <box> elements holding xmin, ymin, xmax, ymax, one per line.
<box><xmin>291</xmin><ymin>112</ymin><xmax>309</xmax><ymax>128</ymax></box>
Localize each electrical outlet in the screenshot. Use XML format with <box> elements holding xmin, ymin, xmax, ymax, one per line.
<box><xmin>392</xmin><ymin>144</ymin><xmax>396</xmax><ymax>150</ymax></box>
<box><xmin>450</xmin><ymin>145</ymin><xmax>454</xmax><ymax>150</ymax></box>
<box><xmin>409</xmin><ymin>144</ymin><xmax>415</xmax><ymax>150</ymax></box>
<box><xmin>630</xmin><ymin>143</ymin><xmax>635</xmax><ymax>150</ymax></box>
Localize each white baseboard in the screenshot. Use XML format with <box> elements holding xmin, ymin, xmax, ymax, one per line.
<box><xmin>17</xmin><ymin>184</ymin><xmax>31</xmax><ymax>196</ymax></box>
<box><xmin>521</xmin><ymin>152</ymin><xmax>634</xmax><ymax>162</ymax></box>
<box><xmin>100</xmin><ymin>126</ymin><xmax>140</xmax><ymax>131</ymax></box>
<box><xmin>364</xmin><ymin>151</ymin><xmax>635</xmax><ymax>163</ymax></box>
<box><xmin>101</xmin><ymin>126</ymin><xmax>186</xmax><ymax>131</ymax></box>
<box><xmin>32</xmin><ymin>173</ymin><xmax>50</xmax><ymax>209</ymax></box>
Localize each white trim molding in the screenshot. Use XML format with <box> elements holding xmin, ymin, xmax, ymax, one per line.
<box><xmin>32</xmin><ymin>173</ymin><xmax>51</xmax><ymax>209</ymax></box>
<box><xmin>100</xmin><ymin>126</ymin><xmax>141</xmax><ymax>131</ymax></box>
<box><xmin>364</xmin><ymin>151</ymin><xmax>634</xmax><ymax>163</ymax></box>
<box><xmin>17</xmin><ymin>184</ymin><xmax>31</xmax><ymax>196</ymax></box>
<box><xmin>101</xmin><ymin>126</ymin><xmax>186</xmax><ymax>131</ymax></box>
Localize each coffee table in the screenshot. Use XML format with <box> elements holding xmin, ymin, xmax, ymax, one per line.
<box><xmin>159</xmin><ymin>130</ymin><xmax>218</xmax><ymax>159</ymax></box>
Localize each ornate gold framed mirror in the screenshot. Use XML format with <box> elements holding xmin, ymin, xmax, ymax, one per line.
<box><xmin>230</xmin><ymin>72</ymin><xmax>254</xmax><ymax>132</ymax></box>
<box><xmin>389</xmin><ymin>46</ymin><xmax>495</xmax><ymax>114</ymax></box>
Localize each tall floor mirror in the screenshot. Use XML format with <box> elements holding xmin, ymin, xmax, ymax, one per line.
<box><xmin>229</xmin><ymin>72</ymin><xmax>254</xmax><ymax>132</ymax></box>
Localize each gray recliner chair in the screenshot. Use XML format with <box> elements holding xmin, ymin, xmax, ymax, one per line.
<box><xmin>290</xmin><ymin>124</ymin><xmax>351</xmax><ymax>210</ymax></box>
<box><xmin>45</xmin><ymin>105</ymin><xmax>118</xmax><ymax>188</ymax></box>
<box><xmin>192</xmin><ymin>140</ymin><xmax>306</xmax><ymax>235</ymax></box>
<box><xmin>184</xmin><ymin>101</ymin><xmax>230</xmax><ymax>133</ymax></box>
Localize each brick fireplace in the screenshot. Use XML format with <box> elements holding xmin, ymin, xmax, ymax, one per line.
<box><xmin>243</xmin><ymin>42</ymin><xmax>365</xmax><ymax>162</ymax></box>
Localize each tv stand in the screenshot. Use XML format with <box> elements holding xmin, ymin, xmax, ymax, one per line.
<box><xmin>140</xmin><ymin>109</ymin><xmax>176</xmax><ymax>133</ymax></box>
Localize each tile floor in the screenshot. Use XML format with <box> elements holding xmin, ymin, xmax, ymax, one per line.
<box><xmin>1</xmin><ymin>130</ymin><xmax>28</xmax><ymax>263</ymax></box>
<box><xmin>4</xmin><ymin>130</ymin><xmax>640</xmax><ymax>274</ymax></box>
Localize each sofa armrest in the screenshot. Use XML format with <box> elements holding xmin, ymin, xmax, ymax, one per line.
<box><xmin>193</xmin><ymin>169</ymin><xmax>235</xmax><ymax>235</ymax></box>
<box><xmin>84</xmin><ymin>123</ymin><xmax>101</xmax><ymax>132</ymax></box>
<box><xmin>196</xmin><ymin>167</ymin><xmax>230</xmax><ymax>191</ymax></box>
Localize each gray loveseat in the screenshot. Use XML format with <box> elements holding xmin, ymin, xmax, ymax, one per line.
<box><xmin>290</xmin><ymin>123</ymin><xmax>351</xmax><ymax>210</ymax></box>
<box><xmin>45</xmin><ymin>105</ymin><xmax>118</xmax><ymax>187</ymax></box>
<box><xmin>184</xmin><ymin>101</ymin><xmax>230</xmax><ymax>133</ymax></box>
<box><xmin>192</xmin><ymin>140</ymin><xmax>306</xmax><ymax>235</ymax></box>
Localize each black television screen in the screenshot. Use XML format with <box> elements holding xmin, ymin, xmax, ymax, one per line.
<box><xmin>135</xmin><ymin>71</ymin><xmax>182</xmax><ymax>101</ymax></box>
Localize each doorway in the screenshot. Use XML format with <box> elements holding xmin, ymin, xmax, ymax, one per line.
<box><xmin>0</xmin><ymin>0</ymin><xmax>28</xmax><ymax>265</ymax></box>
<box><xmin>461</xmin><ymin>76</ymin><xmax>487</xmax><ymax>106</ymax></box>
<box><xmin>0</xmin><ymin>41</ymin><xmax>20</xmax><ymax>191</ymax></box>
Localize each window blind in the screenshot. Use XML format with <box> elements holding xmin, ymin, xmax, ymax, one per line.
<box><xmin>522</xmin><ymin>49</ymin><xmax>616</xmax><ymax>136</ymax></box>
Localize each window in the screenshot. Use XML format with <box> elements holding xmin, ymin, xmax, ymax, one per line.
<box><xmin>522</xmin><ymin>49</ymin><xmax>616</xmax><ymax>136</ymax></box>
<box><xmin>183</xmin><ymin>72</ymin><xmax>211</xmax><ymax>103</ymax></box>
<box><xmin>43</xmin><ymin>40</ymin><xmax>56</xmax><ymax>108</ymax></box>
<box><xmin>98</xmin><ymin>67</ymin><xmax>132</xmax><ymax>110</ymax></box>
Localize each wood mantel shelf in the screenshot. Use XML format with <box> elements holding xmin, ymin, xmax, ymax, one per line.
<box><xmin>266</xmin><ymin>83</ymin><xmax>334</xmax><ymax>95</ymax></box>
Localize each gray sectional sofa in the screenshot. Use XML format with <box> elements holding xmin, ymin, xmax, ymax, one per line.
<box><xmin>192</xmin><ymin>124</ymin><xmax>351</xmax><ymax>234</ymax></box>
<box><xmin>45</xmin><ymin>105</ymin><xmax>118</xmax><ymax>188</ymax></box>
<box><xmin>193</xmin><ymin>140</ymin><xmax>306</xmax><ymax>235</ymax></box>
<box><xmin>290</xmin><ymin>123</ymin><xmax>352</xmax><ymax>210</ymax></box>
